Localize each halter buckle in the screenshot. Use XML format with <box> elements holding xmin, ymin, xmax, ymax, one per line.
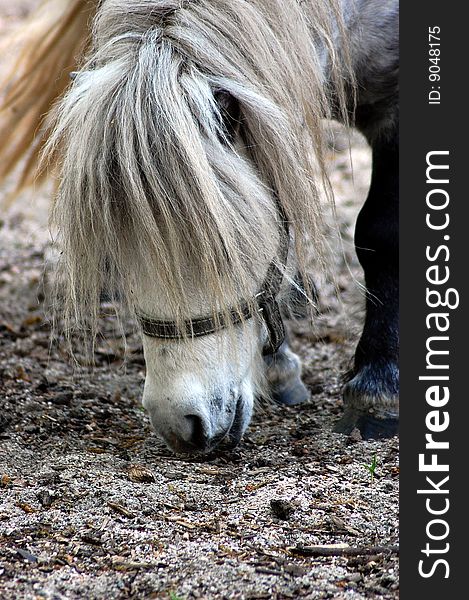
<box><xmin>258</xmin><ymin>295</ymin><xmax>286</xmax><ymax>356</ymax></box>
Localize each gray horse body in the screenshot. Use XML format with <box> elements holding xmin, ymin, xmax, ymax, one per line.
<box><xmin>276</xmin><ymin>0</ymin><xmax>400</xmax><ymax>435</ymax></box>
<box><xmin>325</xmin><ymin>0</ymin><xmax>400</xmax><ymax>436</ymax></box>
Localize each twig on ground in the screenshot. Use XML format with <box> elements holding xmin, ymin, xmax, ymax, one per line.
<box><xmin>290</xmin><ymin>544</ymin><xmax>399</xmax><ymax>558</ymax></box>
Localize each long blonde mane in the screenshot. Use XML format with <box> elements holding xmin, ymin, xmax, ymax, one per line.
<box><xmin>3</xmin><ymin>0</ymin><xmax>354</xmax><ymax>345</ymax></box>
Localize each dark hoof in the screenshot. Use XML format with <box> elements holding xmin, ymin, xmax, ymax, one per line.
<box><xmin>336</xmin><ymin>364</ymin><xmax>399</xmax><ymax>439</ymax></box>
<box><xmin>273</xmin><ymin>377</ymin><xmax>310</xmax><ymax>406</ymax></box>
<box><xmin>334</xmin><ymin>407</ymin><xmax>399</xmax><ymax>439</ymax></box>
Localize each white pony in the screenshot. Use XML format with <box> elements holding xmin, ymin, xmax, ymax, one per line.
<box><xmin>0</xmin><ymin>0</ymin><xmax>400</xmax><ymax>451</ymax></box>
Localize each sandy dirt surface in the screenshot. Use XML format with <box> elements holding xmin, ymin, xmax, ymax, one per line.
<box><xmin>0</xmin><ymin>3</ymin><xmax>399</xmax><ymax>599</ymax></box>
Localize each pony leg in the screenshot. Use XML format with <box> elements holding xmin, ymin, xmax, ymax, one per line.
<box><xmin>335</xmin><ymin>124</ymin><xmax>399</xmax><ymax>439</ymax></box>
<box><xmin>264</xmin><ymin>342</ymin><xmax>310</xmax><ymax>406</ymax></box>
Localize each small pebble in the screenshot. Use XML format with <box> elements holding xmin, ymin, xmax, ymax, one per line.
<box><xmin>349</xmin><ymin>428</ymin><xmax>363</xmax><ymax>443</ymax></box>
<box><xmin>127</xmin><ymin>465</ymin><xmax>155</xmax><ymax>483</ymax></box>
<box><xmin>36</xmin><ymin>490</ymin><xmax>55</xmax><ymax>508</ymax></box>
<box><xmin>270</xmin><ymin>499</ymin><xmax>295</xmax><ymax>520</ymax></box>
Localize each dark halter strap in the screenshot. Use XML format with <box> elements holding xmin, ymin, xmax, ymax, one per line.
<box><xmin>136</xmin><ymin>199</ymin><xmax>290</xmax><ymax>356</ymax></box>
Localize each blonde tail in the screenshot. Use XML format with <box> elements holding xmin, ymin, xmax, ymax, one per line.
<box><xmin>0</xmin><ymin>0</ymin><xmax>98</xmax><ymax>198</ymax></box>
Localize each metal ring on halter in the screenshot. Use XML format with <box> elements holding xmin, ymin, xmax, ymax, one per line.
<box><xmin>136</xmin><ymin>197</ymin><xmax>290</xmax><ymax>356</ymax></box>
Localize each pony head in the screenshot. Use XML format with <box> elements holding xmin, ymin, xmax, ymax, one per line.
<box><xmin>45</xmin><ymin>0</ymin><xmax>350</xmax><ymax>453</ymax></box>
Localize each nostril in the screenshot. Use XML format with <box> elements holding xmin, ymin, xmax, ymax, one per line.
<box><xmin>184</xmin><ymin>414</ymin><xmax>207</xmax><ymax>448</ymax></box>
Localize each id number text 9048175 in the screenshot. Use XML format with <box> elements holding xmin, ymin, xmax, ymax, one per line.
<box><xmin>428</xmin><ymin>26</ymin><xmax>441</xmax><ymax>105</ymax></box>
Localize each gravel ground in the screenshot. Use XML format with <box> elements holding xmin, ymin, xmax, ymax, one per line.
<box><xmin>0</xmin><ymin>3</ymin><xmax>399</xmax><ymax>599</ymax></box>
